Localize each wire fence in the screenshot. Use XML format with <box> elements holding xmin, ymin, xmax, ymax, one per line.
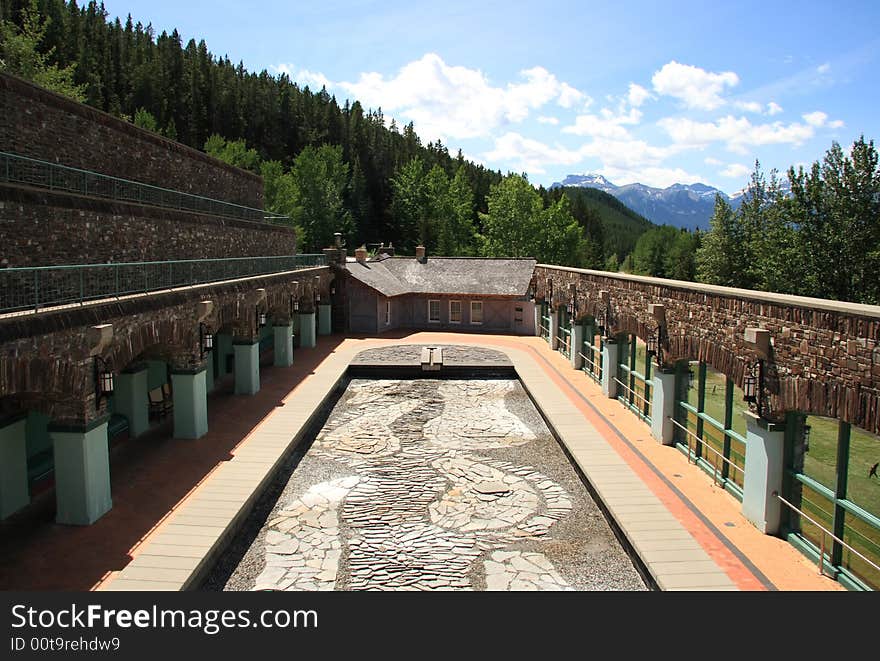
<box><xmin>0</xmin><ymin>151</ymin><xmax>290</xmax><ymax>225</ymax></box>
<box><xmin>0</xmin><ymin>254</ymin><xmax>327</xmax><ymax>314</ymax></box>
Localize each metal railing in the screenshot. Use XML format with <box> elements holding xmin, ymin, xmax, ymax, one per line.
<box><xmin>0</xmin><ymin>151</ymin><xmax>290</xmax><ymax>225</ymax></box>
<box><xmin>614</xmin><ymin>376</ymin><xmax>652</xmax><ymax>417</ymax></box>
<box><xmin>775</xmin><ymin>492</ymin><xmax>880</xmax><ymax>581</ymax></box>
<box><xmin>0</xmin><ymin>254</ymin><xmax>327</xmax><ymax>314</ymax></box>
<box><xmin>669</xmin><ymin>416</ymin><xmax>745</xmax><ymax>488</ymax></box>
<box><xmin>578</xmin><ymin>350</ymin><xmax>601</xmax><ymax>375</ymax></box>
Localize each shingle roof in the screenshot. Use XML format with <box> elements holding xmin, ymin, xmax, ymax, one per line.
<box><xmin>345</xmin><ymin>257</ymin><xmax>536</xmax><ymax>298</ymax></box>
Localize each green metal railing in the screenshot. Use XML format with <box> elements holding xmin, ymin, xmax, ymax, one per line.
<box><xmin>0</xmin><ymin>151</ymin><xmax>290</xmax><ymax>225</ymax></box>
<box><xmin>0</xmin><ymin>254</ymin><xmax>327</xmax><ymax>314</ymax></box>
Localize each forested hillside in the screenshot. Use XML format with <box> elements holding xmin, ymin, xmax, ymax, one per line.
<box><xmin>0</xmin><ymin>0</ymin><xmax>654</xmax><ymax>268</ymax></box>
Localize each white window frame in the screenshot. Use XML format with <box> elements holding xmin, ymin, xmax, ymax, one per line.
<box><xmin>449</xmin><ymin>300</ymin><xmax>462</xmax><ymax>324</ymax></box>
<box><xmin>428</xmin><ymin>299</ymin><xmax>441</xmax><ymax>323</ymax></box>
<box><xmin>385</xmin><ymin>299</ymin><xmax>391</xmax><ymax>325</ymax></box>
<box><xmin>470</xmin><ymin>300</ymin><xmax>483</xmax><ymax>325</ymax></box>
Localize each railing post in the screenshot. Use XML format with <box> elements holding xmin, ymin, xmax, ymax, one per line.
<box><xmin>115</xmin><ymin>267</ymin><xmax>119</xmax><ymax>297</ymax></box>
<box><xmin>79</xmin><ymin>269</ymin><xmax>84</xmax><ymax>304</ymax></box>
<box><xmin>33</xmin><ymin>270</ymin><xmax>39</xmax><ymax>311</ymax></box>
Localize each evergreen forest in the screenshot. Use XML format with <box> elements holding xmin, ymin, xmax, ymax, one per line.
<box><xmin>2</xmin><ymin>0</ymin><xmax>879</xmax><ymax>303</ymax></box>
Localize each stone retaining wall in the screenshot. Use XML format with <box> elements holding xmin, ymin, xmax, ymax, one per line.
<box><xmin>0</xmin><ymin>73</ymin><xmax>262</xmax><ymax>208</ymax></box>
<box><xmin>0</xmin><ymin>186</ymin><xmax>295</xmax><ymax>267</ymax></box>
<box><xmin>534</xmin><ymin>264</ymin><xmax>880</xmax><ymax>433</ymax></box>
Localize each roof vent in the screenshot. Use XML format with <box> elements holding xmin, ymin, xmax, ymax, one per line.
<box><xmin>355</xmin><ymin>246</ymin><xmax>368</xmax><ymax>263</ymax></box>
<box><xmin>415</xmin><ymin>245</ymin><xmax>426</xmax><ymax>263</ymax></box>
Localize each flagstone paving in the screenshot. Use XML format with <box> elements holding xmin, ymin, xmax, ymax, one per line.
<box><xmin>208</xmin><ymin>377</ymin><xmax>648</xmax><ymax>591</ymax></box>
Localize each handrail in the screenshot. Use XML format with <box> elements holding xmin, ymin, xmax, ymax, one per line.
<box><xmin>578</xmin><ymin>350</ymin><xmax>600</xmax><ymax>373</ymax></box>
<box><xmin>0</xmin><ymin>151</ymin><xmax>290</xmax><ymax>225</ymax></box>
<box><xmin>614</xmin><ymin>377</ymin><xmax>652</xmax><ymax>409</ymax></box>
<box><xmin>0</xmin><ymin>254</ymin><xmax>327</xmax><ymax>314</ymax></box>
<box><xmin>775</xmin><ymin>492</ymin><xmax>880</xmax><ymax>579</ymax></box>
<box><xmin>669</xmin><ymin>416</ymin><xmax>744</xmax><ymax>487</ymax></box>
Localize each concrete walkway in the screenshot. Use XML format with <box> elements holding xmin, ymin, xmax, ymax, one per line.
<box><xmin>0</xmin><ymin>332</ymin><xmax>843</xmax><ymax>591</ymax></box>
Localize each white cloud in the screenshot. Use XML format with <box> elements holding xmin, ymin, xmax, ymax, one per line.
<box><xmin>483</xmin><ymin>132</ymin><xmax>585</xmax><ymax>175</ymax></box>
<box><xmin>537</xmin><ymin>116</ymin><xmax>559</xmax><ymax>125</ymax></box>
<box><xmin>269</xmin><ymin>63</ymin><xmax>331</xmax><ymax>89</ymax></box>
<box><xmin>720</xmin><ymin>163</ymin><xmax>752</xmax><ymax>178</ymax></box>
<box><xmin>336</xmin><ymin>53</ymin><xmax>587</xmax><ymax>141</ymax></box>
<box><xmin>598</xmin><ymin>165</ymin><xmax>705</xmax><ymax>189</ymax></box>
<box><xmin>828</xmin><ymin>119</ymin><xmax>845</xmax><ymax>129</ymax></box>
<box><xmin>766</xmin><ymin>101</ymin><xmax>783</xmax><ymax>115</ymax></box>
<box><xmin>627</xmin><ymin>83</ymin><xmax>652</xmax><ymax>107</ymax></box>
<box><xmin>734</xmin><ymin>100</ymin><xmax>763</xmax><ymax>114</ymax></box>
<box><xmin>563</xmin><ymin>106</ymin><xmax>642</xmax><ymax>139</ymax></box>
<box><xmin>651</xmin><ymin>61</ymin><xmax>739</xmax><ymax>110</ymax></box>
<box><xmin>802</xmin><ymin>110</ymin><xmax>828</xmax><ymax>127</ymax></box>
<box><xmin>817</xmin><ymin>62</ymin><xmax>831</xmax><ymax>74</ymax></box>
<box><xmin>658</xmin><ymin>115</ymin><xmax>816</xmax><ymax>153</ymax></box>
<box><xmin>704</xmin><ymin>157</ymin><xmax>723</xmax><ymax>165</ymax></box>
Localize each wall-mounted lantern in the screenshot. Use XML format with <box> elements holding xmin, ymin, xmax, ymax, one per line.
<box><xmin>94</xmin><ymin>355</ymin><xmax>114</xmax><ymax>408</ymax></box>
<box><xmin>742</xmin><ymin>358</ymin><xmax>765</xmax><ymax>416</ymax></box>
<box><xmin>199</xmin><ymin>322</ymin><xmax>214</xmax><ymax>357</ymax></box>
<box><xmin>646</xmin><ymin>323</ymin><xmax>667</xmax><ymax>365</ymax></box>
<box><xmin>257</xmin><ymin>309</ymin><xmax>267</xmax><ymax>328</ymax></box>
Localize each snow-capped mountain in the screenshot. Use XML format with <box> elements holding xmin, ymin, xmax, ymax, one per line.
<box><xmin>552</xmin><ymin>174</ymin><xmax>731</xmax><ymax>229</ymax></box>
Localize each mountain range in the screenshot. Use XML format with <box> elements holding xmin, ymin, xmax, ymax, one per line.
<box><xmin>551</xmin><ymin>174</ymin><xmax>745</xmax><ymax>230</ymax></box>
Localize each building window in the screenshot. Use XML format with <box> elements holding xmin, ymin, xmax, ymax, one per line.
<box><xmin>428</xmin><ymin>299</ymin><xmax>441</xmax><ymax>323</ymax></box>
<box><xmin>385</xmin><ymin>299</ymin><xmax>391</xmax><ymax>325</ymax></box>
<box><xmin>450</xmin><ymin>300</ymin><xmax>462</xmax><ymax>323</ymax></box>
<box><xmin>470</xmin><ymin>300</ymin><xmax>483</xmax><ymax>324</ymax></box>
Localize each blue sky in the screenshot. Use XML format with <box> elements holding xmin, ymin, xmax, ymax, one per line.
<box><xmin>101</xmin><ymin>0</ymin><xmax>880</xmax><ymax>193</ymax></box>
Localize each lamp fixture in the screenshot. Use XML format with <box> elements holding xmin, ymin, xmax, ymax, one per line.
<box><xmin>199</xmin><ymin>322</ymin><xmax>214</xmax><ymax>357</ymax></box>
<box><xmin>645</xmin><ymin>323</ymin><xmax>666</xmax><ymax>365</ymax></box>
<box><xmin>94</xmin><ymin>355</ymin><xmax>114</xmax><ymax>409</ymax></box>
<box><xmin>742</xmin><ymin>358</ymin><xmax>765</xmax><ymax>417</ymax></box>
<box><xmin>257</xmin><ymin>309</ymin><xmax>267</xmax><ymax>328</ymax></box>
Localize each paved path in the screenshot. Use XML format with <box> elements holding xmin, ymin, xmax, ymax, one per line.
<box><xmin>0</xmin><ymin>331</ymin><xmax>844</xmax><ymax>591</ymax></box>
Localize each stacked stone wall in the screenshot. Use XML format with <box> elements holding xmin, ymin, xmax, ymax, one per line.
<box><xmin>0</xmin><ymin>187</ymin><xmax>295</xmax><ymax>267</ymax></box>
<box><xmin>535</xmin><ymin>265</ymin><xmax>880</xmax><ymax>433</ymax></box>
<box><xmin>0</xmin><ymin>73</ymin><xmax>262</xmax><ymax>207</ymax></box>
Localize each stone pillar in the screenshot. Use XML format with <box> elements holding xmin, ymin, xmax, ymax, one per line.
<box><xmin>549</xmin><ymin>309</ymin><xmax>559</xmax><ymax>350</ymax></box>
<box><xmin>51</xmin><ymin>419</ymin><xmax>112</xmax><ymax>525</ymax></box>
<box><xmin>114</xmin><ymin>366</ymin><xmax>149</xmax><ymax>438</ymax></box>
<box><xmin>0</xmin><ymin>415</ymin><xmax>29</xmax><ymax>519</ymax></box>
<box><xmin>570</xmin><ymin>324</ymin><xmax>584</xmax><ymax>370</ymax></box>
<box><xmin>533</xmin><ymin>305</ymin><xmax>542</xmax><ymax>337</ymax></box>
<box><xmin>741</xmin><ymin>412</ymin><xmax>786</xmax><ymax>534</ymax></box>
<box><xmin>318</xmin><ymin>304</ymin><xmax>332</xmax><ymax>336</ymax></box>
<box><xmin>216</xmin><ymin>334</ymin><xmax>233</xmax><ymax>378</ymax></box>
<box><xmin>171</xmin><ymin>369</ymin><xmax>208</xmax><ymax>439</ymax></box>
<box><xmin>601</xmin><ymin>339</ymin><xmax>619</xmax><ymax>399</ymax></box>
<box><xmin>650</xmin><ymin>367</ymin><xmax>676</xmax><ymax>445</ymax></box>
<box><xmin>234</xmin><ymin>340</ymin><xmax>260</xmax><ymax>395</ymax></box>
<box><xmin>298</xmin><ymin>312</ymin><xmax>316</xmax><ymax>349</ymax></box>
<box><xmin>273</xmin><ymin>323</ymin><xmax>294</xmax><ymax>367</ymax></box>
<box><xmin>205</xmin><ymin>350</ymin><xmax>215</xmax><ymax>393</ymax></box>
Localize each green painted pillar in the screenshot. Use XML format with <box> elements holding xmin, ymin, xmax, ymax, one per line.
<box><xmin>273</xmin><ymin>323</ymin><xmax>294</xmax><ymax>367</ymax></box>
<box><xmin>0</xmin><ymin>415</ymin><xmax>29</xmax><ymax>519</ymax></box>
<box><xmin>114</xmin><ymin>366</ymin><xmax>149</xmax><ymax>438</ymax></box>
<box><xmin>205</xmin><ymin>350</ymin><xmax>215</xmax><ymax>393</ymax></box>
<box><xmin>570</xmin><ymin>324</ymin><xmax>584</xmax><ymax>370</ymax></box>
<box><xmin>171</xmin><ymin>369</ymin><xmax>208</xmax><ymax>439</ymax></box>
<box><xmin>216</xmin><ymin>334</ymin><xmax>233</xmax><ymax>377</ymax></box>
<box><xmin>549</xmin><ymin>309</ymin><xmax>559</xmax><ymax>350</ymax></box>
<box><xmin>601</xmin><ymin>339</ymin><xmax>619</xmax><ymax>399</ymax></box>
<box><xmin>234</xmin><ymin>340</ymin><xmax>260</xmax><ymax>395</ymax></box>
<box><xmin>51</xmin><ymin>419</ymin><xmax>112</xmax><ymax>525</ymax></box>
<box><xmin>318</xmin><ymin>304</ymin><xmax>332</xmax><ymax>336</ymax></box>
<box><xmin>298</xmin><ymin>312</ymin><xmax>316</xmax><ymax>348</ymax></box>
<box><xmin>741</xmin><ymin>412</ymin><xmax>786</xmax><ymax>534</ymax></box>
<box><xmin>651</xmin><ymin>368</ymin><xmax>676</xmax><ymax>445</ymax></box>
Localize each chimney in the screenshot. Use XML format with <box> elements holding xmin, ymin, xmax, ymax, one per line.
<box><xmin>355</xmin><ymin>246</ymin><xmax>367</xmax><ymax>263</ymax></box>
<box><xmin>415</xmin><ymin>245</ymin><xmax>426</xmax><ymax>263</ymax></box>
